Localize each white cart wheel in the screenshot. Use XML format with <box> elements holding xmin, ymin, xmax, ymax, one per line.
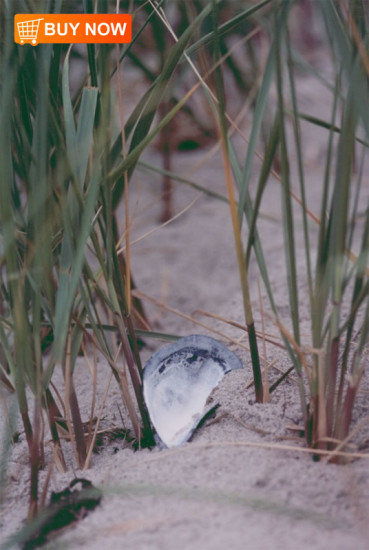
<box><xmin>21</xmin><ymin>39</ymin><xmax>24</xmax><ymax>44</ymax></box>
<box><xmin>32</xmin><ymin>39</ymin><xmax>36</xmax><ymax>44</ymax></box>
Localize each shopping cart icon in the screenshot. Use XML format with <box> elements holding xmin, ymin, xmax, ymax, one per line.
<box><xmin>16</xmin><ymin>18</ymin><xmax>44</xmax><ymax>45</ymax></box>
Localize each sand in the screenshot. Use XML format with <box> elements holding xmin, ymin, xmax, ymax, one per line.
<box><xmin>1</xmin><ymin>42</ymin><xmax>369</xmax><ymax>550</ymax></box>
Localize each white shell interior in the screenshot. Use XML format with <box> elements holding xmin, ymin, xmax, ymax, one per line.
<box><xmin>143</xmin><ymin>335</ymin><xmax>242</xmax><ymax>448</ymax></box>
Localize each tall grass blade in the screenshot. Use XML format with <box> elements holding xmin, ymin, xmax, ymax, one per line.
<box><xmin>274</xmin><ymin>0</ymin><xmax>300</xmax><ymax>345</ymax></box>
<box><xmin>211</xmin><ymin>0</ymin><xmax>263</xmax><ymax>401</ymax></box>
<box><xmin>237</xmin><ymin>35</ymin><xmax>276</xmax><ymax>223</ymax></box>
<box><xmin>285</xmin><ymin>25</ymin><xmax>313</xmax><ymax>312</ymax></box>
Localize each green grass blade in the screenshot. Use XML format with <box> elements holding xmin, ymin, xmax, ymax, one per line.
<box><xmin>76</xmin><ymin>87</ymin><xmax>98</xmax><ymax>185</ymax></box>
<box><xmin>50</xmin><ymin>162</ymin><xmax>101</xmax><ymax>369</ymax></box>
<box><xmin>312</xmin><ymin>74</ymin><xmax>340</xmax><ymax>349</ymax></box>
<box><xmin>227</xmin><ymin>138</ymin><xmax>279</xmax><ymax>316</ymax></box>
<box><xmin>186</xmin><ymin>0</ymin><xmax>272</xmax><ymax>57</ymax></box>
<box><xmin>62</xmin><ymin>47</ymin><xmax>79</xmax><ymax>185</ymax></box>
<box><xmin>245</xmin><ymin>114</ymin><xmax>280</xmax><ymax>267</ymax></box>
<box><xmin>286</xmin><ymin>26</ymin><xmax>313</xmax><ymax>313</ymax></box>
<box><xmin>320</xmin><ymin>0</ymin><xmax>353</xmax><ymax>74</ymax></box>
<box><xmin>211</xmin><ymin>0</ymin><xmax>263</xmax><ymax>401</ymax></box>
<box><xmin>137</xmin><ymin>160</ymin><xmax>229</xmax><ymax>203</ymax></box>
<box><xmin>237</xmin><ymin>35</ymin><xmax>276</xmax><ymax>222</ymax></box>
<box><xmin>274</xmin><ymin>0</ymin><xmax>300</xmax><ymax>344</ymax></box>
<box><xmin>291</xmin><ymin>111</ymin><xmax>369</xmax><ymax>149</ymax></box>
<box><xmin>328</xmin><ymin>77</ymin><xmax>358</xmax><ymax>317</ymax></box>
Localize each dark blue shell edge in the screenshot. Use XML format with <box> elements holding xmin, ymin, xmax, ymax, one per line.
<box><xmin>143</xmin><ymin>334</ymin><xmax>243</xmax><ymax>382</ymax></box>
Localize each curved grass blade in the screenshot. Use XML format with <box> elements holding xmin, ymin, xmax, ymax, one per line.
<box><xmin>186</xmin><ymin>0</ymin><xmax>272</xmax><ymax>58</ymax></box>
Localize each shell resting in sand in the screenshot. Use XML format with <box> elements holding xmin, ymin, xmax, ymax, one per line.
<box><xmin>143</xmin><ymin>335</ymin><xmax>243</xmax><ymax>448</ymax></box>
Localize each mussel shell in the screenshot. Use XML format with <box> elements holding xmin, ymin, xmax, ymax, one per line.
<box><xmin>143</xmin><ymin>335</ymin><xmax>242</xmax><ymax>448</ymax></box>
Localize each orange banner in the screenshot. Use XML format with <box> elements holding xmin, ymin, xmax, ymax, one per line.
<box><xmin>14</xmin><ymin>14</ymin><xmax>132</xmax><ymax>45</ymax></box>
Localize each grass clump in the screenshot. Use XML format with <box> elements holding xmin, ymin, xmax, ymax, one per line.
<box><xmin>234</xmin><ymin>0</ymin><xmax>369</xmax><ymax>456</ymax></box>
<box><xmin>0</xmin><ymin>0</ymin><xmax>208</xmax><ymax>517</ymax></box>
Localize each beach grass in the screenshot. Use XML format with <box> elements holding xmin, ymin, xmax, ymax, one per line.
<box><xmin>0</xmin><ymin>0</ymin><xmax>368</xmax><ymax>531</ymax></box>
